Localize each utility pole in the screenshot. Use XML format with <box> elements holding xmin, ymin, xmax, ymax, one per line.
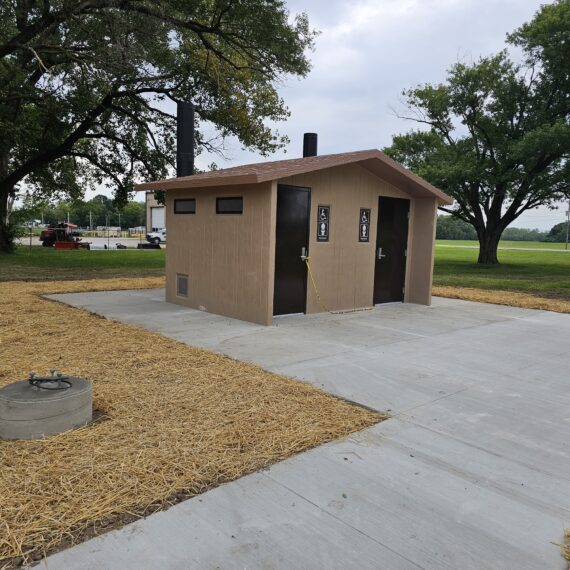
<box><xmin>89</xmin><ymin>210</ymin><xmax>92</xmax><ymax>230</ymax></box>
<box><xmin>564</xmin><ymin>198</ymin><xmax>570</xmax><ymax>249</ymax></box>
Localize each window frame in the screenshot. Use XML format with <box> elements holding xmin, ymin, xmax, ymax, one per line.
<box><xmin>174</xmin><ymin>198</ymin><xmax>196</xmax><ymax>214</ymax></box>
<box><xmin>216</xmin><ymin>196</ymin><xmax>243</xmax><ymax>215</ymax></box>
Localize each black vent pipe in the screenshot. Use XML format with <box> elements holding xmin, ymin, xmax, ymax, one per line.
<box><xmin>177</xmin><ymin>102</ymin><xmax>194</xmax><ymax>177</ymax></box>
<box><xmin>303</xmin><ymin>133</ymin><xmax>318</xmax><ymax>157</ymax></box>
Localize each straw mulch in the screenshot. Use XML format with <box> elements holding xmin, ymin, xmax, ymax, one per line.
<box><xmin>0</xmin><ymin>278</ymin><xmax>383</xmax><ymax>568</ymax></box>
<box><xmin>432</xmin><ymin>285</ymin><xmax>570</xmax><ymax>314</ymax></box>
<box><xmin>563</xmin><ymin>530</ymin><xmax>570</xmax><ymax>568</ymax></box>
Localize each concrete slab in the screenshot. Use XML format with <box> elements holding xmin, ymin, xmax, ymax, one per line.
<box><xmin>40</xmin><ymin>464</ymin><xmax>421</xmax><ymax>570</ymax></box>
<box><xmin>264</xmin><ymin>423</ymin><xmax>566</xmax><ymax>570</ymax></box>
<box><xmin>43</xmin><ymin>290</ymin><xmax>570</xmax><ymax>569</ymax></box>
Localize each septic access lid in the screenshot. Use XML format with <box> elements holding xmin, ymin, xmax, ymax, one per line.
<box><xmin>0</xmin><ymin>371</ymin><xmax>92</xmax><ymax>440</ymax></box>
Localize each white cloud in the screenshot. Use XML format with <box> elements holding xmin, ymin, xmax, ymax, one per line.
<box><xmin>84</xmin><ymin>0</ymin><xmax>563</xmax><ymax>230</ymax></box>
<box><xmin>193</xmin><ymin>0</ymin><xmax>562</xmax><ymax>230</ymax></box>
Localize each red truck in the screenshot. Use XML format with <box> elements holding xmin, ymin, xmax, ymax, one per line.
<box><xmin>39</xmin><ymin>223</ymin><xmax>90</xmax><ymax>250</ymax></box>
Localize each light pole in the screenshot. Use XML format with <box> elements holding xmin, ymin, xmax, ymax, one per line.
<box><xmin>564</xmin><ymin>198</ymin><xmax>570</xmax><ymax>249</ymax></box>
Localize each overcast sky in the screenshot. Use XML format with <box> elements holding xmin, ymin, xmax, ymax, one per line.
<box><xmin>189</xmin><ymin>0</ymin><xmax>567</xmax><ymax>231</ymax></box>
<box><xmin>80</xmin><ymin>0</ymin><xmax>566</xmax><ymax>230</ymax></box>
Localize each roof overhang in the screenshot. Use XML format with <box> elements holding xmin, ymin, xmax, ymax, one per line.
<box><xmin>135</xmin><ymin>149</ymin><xmax>453</xmax><ymax>205</ymax></box>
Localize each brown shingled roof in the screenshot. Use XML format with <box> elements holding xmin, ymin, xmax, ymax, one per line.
<box><xmin>135</xmin><ymin>149</ymin><xmax>453</xmax><ymax>205</ymax></box>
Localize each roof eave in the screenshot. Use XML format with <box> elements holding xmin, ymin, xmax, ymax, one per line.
<box><xmin>133</xmin><ymin>148</ymin><xmax>454</xmax><ymax>205</ymax></box>
<box><xmin>134</xmin><ymin>173</ymin><xmax>260</xmax><ymax>191</ymax></box>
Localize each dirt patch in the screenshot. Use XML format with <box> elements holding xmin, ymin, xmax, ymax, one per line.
<box><xmin>432</xmin><ymin>285</ymin><xmax>570</xmax><ymax>314</ymax></box>
<box><xmin>0</xmin><ymin>278</ymin><xmax>383</xmax><ymax>568</ymax></box>
<box><xmin>563</xmin><ymin>530</ymin><xmax>570</xmax><ymax>568</ymax></box>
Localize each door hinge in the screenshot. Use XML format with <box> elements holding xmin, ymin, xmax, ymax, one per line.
<box><xmin>404</xmin><ymin>248</ymin><xmax>407</xmax><ymax>257</ymax></box>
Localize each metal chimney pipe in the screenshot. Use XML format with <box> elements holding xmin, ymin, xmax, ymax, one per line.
<box><xmin>303</xmin><ymin>133</ymin><xmax>318</xmax><ymax>157</ymax></box>
<box><xmin>177</xmin><ymin>102</ymin><xmax>194</xmax><ymax>177</ymax></box>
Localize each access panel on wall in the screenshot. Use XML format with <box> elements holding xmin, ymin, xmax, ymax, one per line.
<box><xmin>373</xmin><ymin>197</ymin><xmax>409</xmax><ymax>304</ymax></box>
<box><xmin>273</xmin><ymin>185</ymin><xmax>311</xmax><ymax>316</ymax></box>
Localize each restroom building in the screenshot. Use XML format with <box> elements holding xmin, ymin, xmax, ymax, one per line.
<box><xmin>136</xmin><ymin>131</ymin><xmax>453</xmax><ymax>325</ymax></box>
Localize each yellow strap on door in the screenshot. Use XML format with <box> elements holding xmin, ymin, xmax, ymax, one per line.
<box><xmin>304</xmin><ymin>257</ymin><xmax>373</xmax><ymax>315</ymax></box>
<box><xmin>304</xmin><ymin>257</ymin><xmax>331</xmax><ymax>313</ymax></box>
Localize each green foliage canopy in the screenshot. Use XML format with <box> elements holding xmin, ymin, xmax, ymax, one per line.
<box><xmin>546</xmin><ymin>221</ymin><xmax>569</xmax><ymax>242</ymax></box>
<box><xmin>436</xmin><ymin>215</ymin><xmax>477</xmax><ymax>240</ymax></box>
<box><xmin>13</xmin><ymin>195</ymin><xmax>146</xmax><ymax>229</ymax></box>
<box><xmin>385</xmin><ymin>0</ymin><xmax>570</xmax><ymax>263</ymax></box>
<box><xmin>436</xmin><ymin>215</ymin><xmax>549</xmax><ymax>242</ymax></box>
<box><xmin>0</xmin><ymin>0</ymin><xmax>316</xmax><ymax>251</ymax></box>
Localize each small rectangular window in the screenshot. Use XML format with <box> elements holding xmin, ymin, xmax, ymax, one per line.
<box><xmin>176</xmin><ymin>274</ymin><xmax>188</xmax><ymax>297</ymax></box>
<box><xmin>216</xmin><ymin>196</ymin><xmax>243</xmax><ymax>214</ymax></box>
<box><xmin>174</xmin><ymin>199</ymin><xmax>196</xmax><ymax>214</ymax></box>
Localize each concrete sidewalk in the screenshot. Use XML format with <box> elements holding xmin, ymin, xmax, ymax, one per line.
<box><xmin>43</xmin><ymin>291</ymin><xmax>570</xmax><ymax>569</ymax></box>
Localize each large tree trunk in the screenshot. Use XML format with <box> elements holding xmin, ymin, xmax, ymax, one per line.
<box><xmin>477</xmin><ymin>229</ymin><xmax>501</xmax><ymax>264</ymax></box>
<box><xmin>0</xmin><ymin>188</ymin><xmax>12</xmax><ymax>253</ymax></box>
<box><xmin>0</xmin><ymin>147</ymin><xmax>18</xmax><ymax>253</ymax></box>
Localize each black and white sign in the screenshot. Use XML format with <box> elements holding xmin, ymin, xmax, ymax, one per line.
<box><xmin>359</xmin><ymin>208</ymin><xmax>371</xmax><ymax>242</ymax></box>
<box><xmin>317</xmin><ymin>205</ymin><xmax>330</xmax><ymax>242</ymax></box>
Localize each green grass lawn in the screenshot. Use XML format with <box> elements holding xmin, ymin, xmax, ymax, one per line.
<box><xmin>437</xmin><ymin>239</ymin><xmax>568</xmax><ymax>250</ymax></box>
<box><xmin>2</xmin><ymin>243</ymin><xmax>568</xmax><ymax>301</ymax></box>
<box><xmin>0</xmin><ymin>247</ymin><xmax>165</xmax><ymax>281</ymax></box>
<box><xmin>434</xmin><ymin>245</ymin><xmax>570</xmax><ymax>299</ymax></box>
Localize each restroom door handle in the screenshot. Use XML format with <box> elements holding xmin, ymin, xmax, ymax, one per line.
<box><xmin>300</xmin><ymin>246</ymin><xmax>308</xmax><ymax>261</ymax></box>
<box><xmin>377</xmin><ymin>247</ymin><xmax>386</xmax><ymax>260</ymax></box>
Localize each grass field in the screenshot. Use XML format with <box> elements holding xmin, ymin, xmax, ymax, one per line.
<box><xmin>0</xmin><ymin>247</ymin><xmax>165</xmax><ymax>281</ymax></box>
<box><xmin>2</xmin><ymin>242</ymin><xmax>569</xmax><ymax>303</ymax></box>
<box><xmin>437</xmin><ymin>239</ymin><xmax>568</xmax><ymax>250</ymax></box>
<box><xmin>434</xmin><ymin>245</ymin><xmax>570</xmax><ymax>300</ymax></box>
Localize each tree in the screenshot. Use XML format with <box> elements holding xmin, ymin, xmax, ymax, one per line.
<box><xmin>384</xmin><ymin>0</ymin><xmax>570</xmax><ymax>264</ymax></box>
<box><xmin>13</xmin><ymin>194</ymin><xmax>147</xmax><ymax>228</ymax></box>
<box><xmin>0</xmin><ymin>1</ymin><xmax>315</xmax><ymax>251</ymax></box>
<box><xmin>501</xmin><ymin>227</ymin><xmax>546</xmax><ymax>242</ymax></box>
<box><xmin>116</xmin><ymin>201</ymin><xmax>146</xmax><ymax>229</ymax></box>
<box><xmin>545</xmin><ymin>221</ymin><xmax>569</xmax><ymax>242</ymax></box>
<box><xmin>436</xmin><ymin>215</ymin><xmax>477</xmax><ymax>240</ymax></box>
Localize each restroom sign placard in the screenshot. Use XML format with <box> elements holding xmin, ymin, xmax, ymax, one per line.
<box><xmin>317</xmin><ymin>205</ymin><xmax>330</xmax><ymax>242</ymax></box>
<box><xmin>359</xmin><ymin>208</ymin><xmax>371</xmax><ymax>242</ymax></box>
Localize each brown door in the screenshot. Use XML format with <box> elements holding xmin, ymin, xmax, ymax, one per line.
<box><xmin>373</xmin><ymin>197</ymin><xmax>409</xmax><ymax>304</ymax></box>
<box><xmin>273</xmin><ymin>185</ymin><xmax>311</xmax><ymax>315</ymax></box>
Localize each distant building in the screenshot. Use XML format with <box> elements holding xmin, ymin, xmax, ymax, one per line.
<box><xmin>145</xmin><ymin>191</ymin><xmax>165</xmax><ymax>232</ymax></box>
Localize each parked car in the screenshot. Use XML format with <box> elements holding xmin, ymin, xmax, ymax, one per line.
<box><xmin>146</xmin><ymin>228</ymin><xmax>166</xmax><ymax>244</ymax></box>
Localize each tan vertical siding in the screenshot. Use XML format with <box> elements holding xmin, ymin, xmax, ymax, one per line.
<box><xmin>165</xmin><ymin>182</ymin><xmax>274</xmax><ymax>325</ymax></box>
<box><xmin>163</xmin><ymin>163</ymin><xmax>437</xmax><ymax>325</ymax></box>
<box><xmin>405</xmin><ymin>198</ymin><xmax>437</xmax><ymax>305</ymax></box>
<box><xmin>279</xmin><ymin>163</ymin><xmax>412</xmax><ymax>314</ymax></box>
